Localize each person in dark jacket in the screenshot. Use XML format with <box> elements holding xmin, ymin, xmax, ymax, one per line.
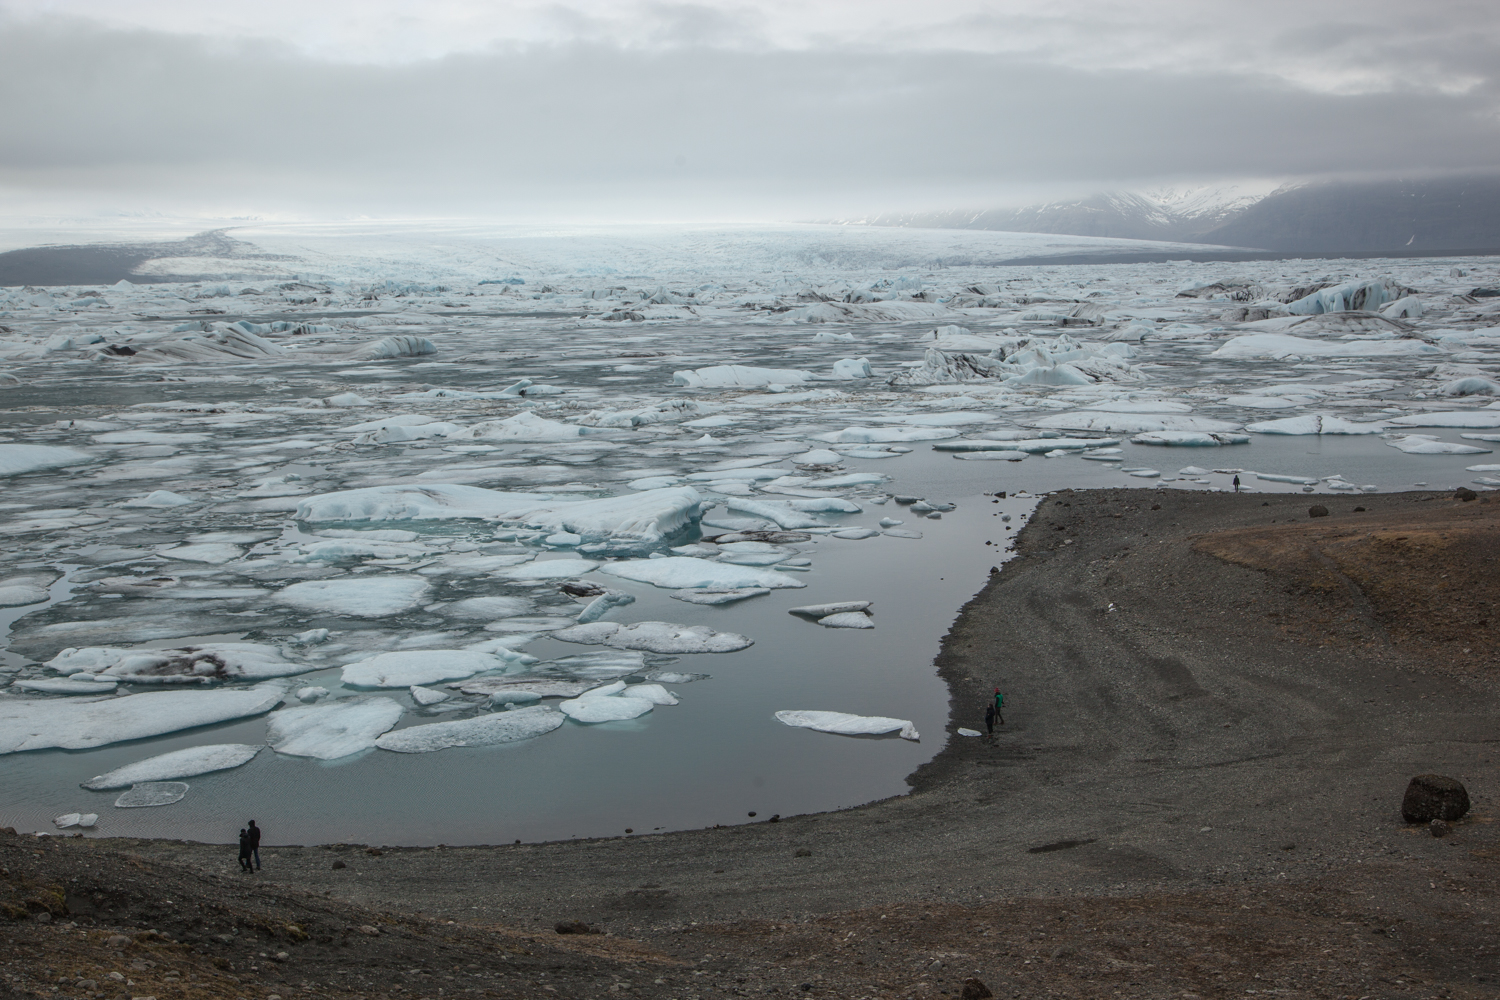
<box><xmin>237</xmin><ymin>829</ymin><xmax>254</xmax><ymax>872</ymax></box>
<box><xmin>984</xmin><ymin>704</ymin><xmax>997</xmax><ymax>736</ymax></box>
<box><xmin>247</xmin><ymin>820</ymin><xmax>262</xmax><ymax>870</ymax></box>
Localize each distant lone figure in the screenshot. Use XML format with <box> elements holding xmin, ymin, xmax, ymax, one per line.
<box><xmin>247</xmin><ymin>820</ymin><xmax>262</xmax><ymax>871</ymax></box>
<box><xmin>1233</xmin><ymin>475</ymin><xmax>1240</xmax><ymax>493</ymax></box>
<box><xmin>237</xmin><ymin>829</ymin><xmax>253</xmax><ymax>873</ymax></box>
<box><xmin>993</xmin><ymin>688</ymin><xmax>1005</xmax><ymax>725</ymax></box>
<box><xmin>984</xmin><ymin>704</ymin><xmax>996</xmax><ymax>736</ymax></box>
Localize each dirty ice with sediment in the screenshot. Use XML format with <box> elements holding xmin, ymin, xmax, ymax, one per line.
<box><xmin>1</xmin><ymin>221</ymin><xmax>1498</xmax><ymax>844</ymax></box>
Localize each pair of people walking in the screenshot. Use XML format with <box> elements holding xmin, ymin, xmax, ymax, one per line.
<box><xmin>237</xmin><ymin>820</ymin><xmax>262</xmax><ymax>872</ymax></box>
<box><xmin>985</xmin><ymin>688</ymin><xmax>1005</xmax><ymax>736</ymax></box>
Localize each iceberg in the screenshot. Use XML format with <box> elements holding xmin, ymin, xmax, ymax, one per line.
<box><xmin>1129</xmin><ymin>431</ymin><xmax>1250</xmax><ymax>447</ymax></box>
<box><xmin>1384</xmin><ymin>435</ymin><xmax>1491</xmax><ymax>455</ymax></box>
<box><xmin>669</xmin><ymin>587</ymin><xmax>771</xmax><ymax>605</ymax></box>
<box><xmin>830</xmin><ymin>357</ymin><xmax>873</xmax><ymax>380</ymax></box>
<box><xmin>275</xmin><ymin>576</ymin><xmax>432</xmax><ymax>617</ymax></box>
<box><xmin>723</xmin><ymin>498</ymin><xmax>827</xmax><ymax>529</ymax></box>
<box><xmin>622</xmin><ymin>683</ymin><xmax>679</xmax><ymax>705</ymax></box>
<box><xmin>115</xmin><ymin>782</ymin><xmax>189</xmax><ymax>808</ymax></box>
<box><xmin>789</xmin><ymin>601</ymin><xmax>872</xmax><ymax>617</ymax></box>
<box><xmin>342</xmin><ymin>650</ymin><xmax>506</xmax><ymax>688</ymax></box>
<box><xmin>375</xmin><ymin>706</ymin><xmax>564</xmax><ymax>752</ymax></box>
<box><xmin>452</xmin><ymin>411</ymin><xmax>588</xmax><ymax>442</ymax></box>
<box><xmin>1210</xmin><ymin>334</ymin><xmax>1440</xmax><ymax>360</ymax></box>
<box><xmin>558</xmin><ymin>681</ymin><xmax>656</xmax><ymax>722</ymax></box>
<box><xmin>672</xmin><ymin>365</ymin><xmax>815</xmax><ymax>388</ymax></box>
<box><xmin>296</xmin><ymin>484</ymin><xmax>555</xmax><ymax>521</ymax></box>
<box><xmin>82</xmin><ymin>744</ymin><xmax>261</xmax><ymax>790</ymax></box>
<box><xmin>599</xmin><ymin>556</ymin><xmax>805</xmax><ymax>590</ymax></box>
<box><xmin>266</xmin><ymin>696</ymin><xmax>404</xmax><ymax>759</ymax></box>
<box><xmin>818</xmin><ymin>612</ymin><xmax>874</xmax><ymax>628</ymax></box>
<box><xmin>1387</xmin><ymin>411</ymin><xmax>1500</xmax><ymax>429</ymax></box>
<box><xmin>0</xmin><ymin>444</ymin><xmax>96</xmax><ymax>477</ymax></box>
<box><xmin>1245</xmin><ymin>414</ymin><xmax>1387</xmax><ymax>435</ymax></box>
<box><xmin>492</xmin><ymin>487</ymin><xmax>703</xmax><ymax>545</ymax></box>
<box><xmin>48</xmin><ymin>643</ymin><xmax>306</xmax><ymax>682</ymax></box>
<box><xmin>774</xmin><ymin>710</ymin><xmax>919</xmax><ymax>741</ymax></box>
<box><xmin>0</xmin><ymin>683</ymin><xmax>285</xmax><ymax>754</ymax></box>
<box><xmin>550</xmin><ymin>620</ymin><xmax>753</xmax><ymax>653</ymax></box>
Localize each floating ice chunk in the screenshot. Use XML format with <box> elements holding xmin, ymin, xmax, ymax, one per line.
<box><xmin>813</xmin><ymin>330</ymin><xmax>856</xmax><ymax>342</ymax></box>
<box><xmin>672</xmin><ymin>365</ymin><xmax>815</xmax><ymax>388</ymax></box>
<box><xmin>813</xmin><ymin>426</ymin><xmax>960</xmax><ymax>443</ymax></box>
<box><xmin>723</xmin><ymin>498</ymin><xmax>827</xmax><ymax>529</ymax></box>
<box><xmin>459</xmin><ymin>677</ymin><xmax>594</xmax><ymax>699</ymax></box>
<box><xmin>831</xmin><ymin>527</ymin><xmax>881</xmax><ymax>538</ymax></box>
<box><xmin>1384</xmin><ymin>435</ymin><xmax>1492</xmax><ymax>455</ymax></box>
<box><xmin>494</xmin><ymin>487</ymin><xmax>705</xmax><ymax>545</ymax></box>
<box><xmin>0</xmin><ymin>683</ymin><xmax>285</xmax><ymax>754</ymax></box>
<box><xmin>1033</xmin><ymin>413</ymin><xmax>1241</xmax><ymax>434</ymax></box>
<box><xmin>0</xmin><ymin>444</ymin><xmax>97</xmax><ymax>477</ymax></box>
<box><xmin>1467</xmin><ymin>464</ymin><xmax>1500</xmax><ymax>472</ymax></box>
<box><xmin>266</xmin><ymin>696</ymin><xmax>404</xmax><ymax>759</ymax></box>
<box><xmin>1130</xmin><ymin>431</ymin><xmax>1250</xmax><ymax>447</ymax></box>
<box><xmin>558</xmin><ymin>690</ymin><xmax>656</xmax><ymax>723</ymax></box>
<box><xmin>669</xmin><ymin>587</ymin><xmax>770</xmax><ymax>605</ymax></box>
<box><xmin>774</xmin><ymin>710</ymin><xmax>918</xmax><ymax>741</ymax></box>
<box><xmin>159</xmin><ymin>542</ymin><xmax>243</xmax><ymax>565</ymax></box>
<box><xmin>275</xmin><ymin>576</ymin><xmax>432</xmax><ymax>617</ymax></box>
<box><xmin>375</xmin><ymin>705</ymin><xmax>564</xmax><ymax>752</ymax></box>
<box><xmin>830</xmin><ymin>358</ymin><xmax>873</xmax><ymax>380</ymax></box>
<box><xmin>495</xmin><ymin>559</ymin><xmax>601</xmax><ymax>581</ymax></box>
<box><xmin>957</xmin><ymin>728</ymin><xmax>983</xmax><ymax>737</ymax></box>
<box><xmin>296</xmin><ymin>484</ymin><xmax>555</xmax><ymax>521</ymax></box>
<box><xmin>794</xmin><ymin>448</ymin><xmax>843</xmax><ymax>465</ymax></box>
<box><xmin>576</xmin><ymin>591</ymin><xmax>635</xmax><ymax>623</ymax></box>
<box><xmin>600</xmin><ymin>556</ymin><xmax>804</xmax><ymax>590</ymax></box>
<box><xmin>546</xmin><ymin>531</ymin><xmax>582</xmax><ymax>546</ymax></box>
<box><xmin>551</xmin><ymin>621</ymin><xmax>753</xmax><ymax>653</ymax></box>
<box><xmin>1245</xmin><ymin>414</ymin><xmax>1386</xmax><ymax>435</ymax></box>
<box><xmin>1008</xmin><ymin>363</ymin><xmax>1092</xmax><ymax>386</ymax></box>
<box><xmin>342</xmin><ymin>650</ymin><xmax>505</xmax><ymax>688</ymax></box>
<box><xmin>440</xmin><ymin>597</ymin><xmax>536</xmax><ymax>621</ymax></box>
<box><xmin>811</xmin><ymin>473</ymin><xmax>887</xmax><ymax>487</ymax></box>
<box><xmin>82</xmin><ymin>744</ymin><xmax>261</xmax><ymax>790</ymax></box>
<box><xmin>53</xmin><ymin>812</ymin><xmax>94</xmax><ymax>829</ymax></box>
<box><xmin>1255</xmin><ymin>473</ymin><xmax>1320</xmax><ymax>485</ymax></box>
<box><xmin>354</xmin><ymin>421</ymin><xmax>462</xmax><ymax>444</ymax></box>
<box><xmin>954</xmin><ymin>451</ymin><xmax>1027</xmax><ymax>461</ymax></box>
<box><xmin>1210</xmin><ymin>334</ymin><xmax>1439</xmax><ymax>359</ymax></box>
<box><xmin>790</xmin><ymin>601</ymin><xmax>872</xmax><ymax>617</ymax></box>
<box><xmin>0</xmin><ymin>578</ymin><xmax>49</xmax><ymax>607</ymax></box>
<box><xmin>454</xmin><ymin>411</ymin><xmax>588</xmax><ymax>442</ymax></box>
<box><xmin>1387</xmin><ymin>411</ymin><xmax>1500</xmax><ymax>429</ymax></box>
<box><xmin>410</xmin><ymin>685</ymin><xmax>452</xmax><ymax>706</ymax></box>
<box><xmin>13</xmin><ymin>677</ymin><xmax>118</xmax><ymax>694</ymax></box>
<box><xmin>121</xmin><ymin>490</ymin><xmax>196</xmax><ymax>508</ymax></box>
<box><xmin>642</xmin><ymin>670</ymin><xmax>708</xmax><ymax>684</ymax></box>
<box><xmin>883</xmin><ymin>528</ymin><xmax>923</xmax><ymax>538</ymax></box>
<box><xmin>1439</xmin><ymin>377</ymin><xmax>1500</xmax><ymax>397</ymax></box>
<box><xmin>115</xmin><ymin>782</ymin><xmax>189</xmax><ymax>808</ymax></box>
<box><xmin>1286</xmin><ymin>279</ymin><xmax>1397</xmax><ymax>314</ymax></box>
<box><xmin>486</xmin><ymin>616</ymin><xmax>578</xmax><ymax>632</ymax></box>
<box><xmin>48</xmin><ymin>642</ymin><xmax>304</xmax><ymax>682</ymax></box>
<box><xmin>1127</xmin><ymin>469</ymin><xmax>1161</xmax><ymax>478</ymax></box>
<box><xmin>788</xmin><ymin>498</ymin><xmax>861</xmax><ymax>513</ymax></box>
<box><xmin>326</xmin><ymin>392</ymin><xmax>373</xmax><ymax>407</ymax></box>
<box><xmin>94</xmin><ymin>430</ymin><xmax>210</xmax><ymax>445</ymax></box>
<box><xmin>818</xmin><ymin>612</ymin><xmax>874</xmax><ymax>628</ymax></box>
<box><xmin>296</xmin><ymin>686</ymin><xmax>329</xmax><ymax>703</ymax></box>
<box><xmin>1178</xmin><ymin>466</ymin><xmax>1211</xmax><ymax>476</ymax></box>
<box><xmin>622</xmin><ymin>683</ymin><xmax>679</xmax><ymax>705</ymax></box>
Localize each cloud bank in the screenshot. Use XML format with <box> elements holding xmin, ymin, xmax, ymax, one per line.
<box><xmin>0</xmin><ymin>5</ymin><xmax>1496</xmax><ymax>220</ymax></box>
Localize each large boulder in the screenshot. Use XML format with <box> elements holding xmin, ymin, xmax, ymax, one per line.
<box><xmin>1402</xmin><ymin>774</ymin><xmax>1470</xmax><ymax>823</ymax></box>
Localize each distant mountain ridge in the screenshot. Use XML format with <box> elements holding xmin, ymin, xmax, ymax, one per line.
<box><xmin>839</xmin><ymin>176</ymin><xmax>1500</xmax><ymax>253</ymax></box>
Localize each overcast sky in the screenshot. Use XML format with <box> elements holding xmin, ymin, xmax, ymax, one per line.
<box><xmin>1</xmin><ymin>1</ymin><xmax>1496</xmax><ymax>221</ymax></box>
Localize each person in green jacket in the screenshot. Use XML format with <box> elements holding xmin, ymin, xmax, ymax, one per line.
<box><xmin>993</xmin><ymin>688</ymin><xmax>1005</xmax><ymax>725</ymax></box>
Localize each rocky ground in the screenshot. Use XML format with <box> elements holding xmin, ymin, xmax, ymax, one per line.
<box><xmin>2</xmin><ymin>488</ymin><xmax>1496</xmax><ymax>1000</ymax></box>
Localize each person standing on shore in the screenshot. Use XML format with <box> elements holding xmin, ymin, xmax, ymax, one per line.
<box><xmin>984</xmin><ymin>704</ymin><xmax>996</xmax><ymax>736</ymax></box>
<box><xmin>993</xmin><ymin>688</ymin><xmax>1005</xmax><ymax>725</ymax></box>
<box><xmin>237</xmin><ymin>828</ymin><xmax>253</xmax><ymax>873</ymax></box>
<box><xmin>247</xmin><ymin>820</ymin><xmax>262</xmax><ymax>871</ymax></box>
<box><xmin>1233</xmin><ymin>475</ymin><xmax>1240</xmax><ymax>493</ymax></box>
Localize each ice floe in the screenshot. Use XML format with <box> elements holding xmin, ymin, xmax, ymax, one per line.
<box><xmin>551</xmin><ymin>620</ymin><xmax>753</xmax><ymax>653</ymax></box>
<box><xmin>82</xmin><ymin>744</ymin><xmax>262</xmax><ymax>790</ymax></box>
<box><xmin>342</xmin><ymin>650</ymin><xmax>512</xmax><ymax>687</ymax></box>
<box><xmin>0</xmin><ymin>683</ymin><xmax>286</xmax><ymax>754</ymax></box>
<box><xmin>115</xmin><ymin>782</ymin><xmax>189</xmax><ymax>808</ymax></box>
<box><xmin>266</xmin><ymin>696</ymin><xmax>404</xmax><ymax>759</ymax></box>
<box><xmin>48</xmin><ymin>643</ymin><xmax>305</xmax><ymax>682</ymax></box>
<box><xmin>774</xmin><ymin>710</ymin><xmax>919</xmax><ymax>741</ymax></box>
<box><xmin>375</xmin><ymin>706</ymin><xmax>564</xmax><ymax>752</ymax></box>
<box><xmin>599</xmin><ymin>556</ymin><xmax>804</xmax><ymax>590</ymax></box>
<box><xmin>275</xmin><ymin>577</ymin><xmax>432</xmax><ymax>617</ymax></box>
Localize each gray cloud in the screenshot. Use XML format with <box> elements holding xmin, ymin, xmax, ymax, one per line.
<box><xmin>1</xmin><ymin>16</ymin><xmax>1497</xmax><ymax>218</ymax></box>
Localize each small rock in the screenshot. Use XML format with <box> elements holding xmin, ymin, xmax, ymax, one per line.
<box><xmin>555</xmin><ymin>920</ymin><xmax>597</xmax><ymax>935</ymax></box>
<box><xmin>1353</xmin><ymin>506</ymin><xmax>1366</xmax><ymax>511</ymax></box>
<box><xmin>1456</xmin><ymin>487</ymin><xmax>1477</xmax><ymax>502</ymax></box>
<box><xmin>1151</xmin><ymin>504</ymin><xmax>1161</xmax><ymax>510</ymax></box>
<box><xmin>32</xmin><ymin>911</ymin><xmax>51</xmax><ymax>923</ymax></box>
<box><xmin>108</xmin><ymin>972</ymin><xmax>126</xmax><ymax>982</ymax></box>
<box><xmin>795</xmin><ymin>848</ymin><xmax>812</xmax><ymax>857</ymax></box>
<box><xmin>357</xmin><ymin>925</ymin><xmax>380</xmax><ymax>936</ymax></box>
<box><xmin>1402</xmin><ymin>774</ymin><xmax>1470</xmax><ymax>822</ymax></box>
<box><xmin>105</xmin><ymin>934</ymin><xmax>130</xmax><ymax>949</ymax></box>
<box><xmin>365</xmin><ymin>848</ymin><xmax>383</xmax><ymax>856</ymax></box>
<box><xmin>1430</xmin><ymin>819</ymin><xmax>1451</xmax><ymax>838</ymax></box>
<box><xmin>331</xmin><ymin>860</ymin><xmax>346</xmax><ymax>869</ymax></box>
<box><xmin>961</xmin><ymin>978</ymin><xmax>994</xmax><ymax>1000</ymax></box>
<box><xmin>1308</xmin><ymin>505</ymin><xmax>1329</xmax><ymax>518</ymax></box>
